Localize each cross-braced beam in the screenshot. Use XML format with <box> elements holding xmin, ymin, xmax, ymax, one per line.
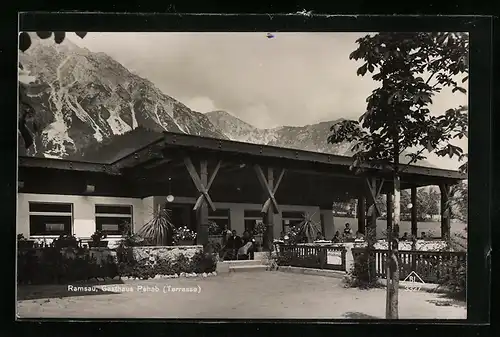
<box><xmin>254</xmin><ymin>165</ymin><xmax>285</xmax><ymax>214</ymax></box>
<box><xmin>365</xmin><ymin>176</ymin><xmax>385</xmax><ymax>217</ymax></box>
<box><xmin>183</xmin><ymin>156</ymin><xmax>221</xmax><ymax>212</ymax></box>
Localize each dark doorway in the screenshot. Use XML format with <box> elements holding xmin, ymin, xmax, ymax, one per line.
<box><xmin>165</xmin><ymin>203</ymin><xmax>196</xmax><ymax>231</ymax></box>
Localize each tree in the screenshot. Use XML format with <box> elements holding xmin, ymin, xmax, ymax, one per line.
<box><xmin>450</xmin><ymin>181</ymin><xmax>468</xmax><ymax>224</ymax></box>
<box><xmin>328</xmin><ymin>32</ymin><xmax>468</xmax><ymax>319</ymax></box>
<box><xmin>416</xmin><ymin>188</ymin><xmax>440</xmax><ymax>220</ymax></box>
<box><xmin>400</xmin><ymin>190</ymin><xmax>411</xmax><ymax>216</ymax></box>
<box><xmin>18</xmin><ymin>31</ymin><xmax>87</xmax><ymax>149</ymax></box>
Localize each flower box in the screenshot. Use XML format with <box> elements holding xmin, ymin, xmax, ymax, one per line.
<box><xmin>88</xmin><ymin>241</ymin><xmax>109</xmax><ymax>248</ymax></box>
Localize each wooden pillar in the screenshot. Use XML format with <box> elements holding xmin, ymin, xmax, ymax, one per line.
<box><xmin>410</xmin><ymin>187</ymin><xmax>418</xmax><ymax>239</ymax></box>
<box><xmin>196</xmin><ymin>160</ymin><xmax>209</xmax><ymax>246</ymax></box>
<box><xmin>254</xmin><ymin>164</ymin><xmax>285</xmax><ymax>251</ymax></box>
<box><xmin>386</xmin><ymin>192</ymin><xmax>393</xmax><ymax>239</ymax></box>
<box><xmin>439</xmin><ymin>184</ymin><xmax>451</xmax><ymax>240</ymax></box>
<box><xmin>365</xmin><ymin>194</ymin><xmax>377</xmax><ymax>241</ymax></box>
<box><xmin>263</xmin><ymin>167</ymin><xmax>274</xmax><ymax>251</ymax></box>
<box><xmin>357</xmin><ymin>197</ymin><xmax>366</xmax><ymax>235</ymax></box>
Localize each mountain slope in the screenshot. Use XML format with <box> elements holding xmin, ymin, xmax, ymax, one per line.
<box><xmin>206</xmin><ymin>110</ymin><xmax>435</xmax><ymax>167</ymax></box>
<box><xmin>18</xmin><ymin>36</ymin><xmax>228</xmax><ymax>159</ymax></box>
<box><xmin>206</xmin><ymin>111</ymin><xmax>352</xmax><ymax>156</ymax></box>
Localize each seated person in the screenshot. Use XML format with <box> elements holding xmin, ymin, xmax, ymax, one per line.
<box><xmin>315</xmin><ymin>231</ymin><xmax>325</xmax><ymax>241</ymax></box>
<box><xmin>283</xmin><ymin>231</ymin><xmax>290</xmax><ymax>243</ymax></box>
<box><xmin>354</xmin><ymin>231</ymin><xmax>365</xmax><ymax>241</ymax></box>
<box><xmin>241</xmin><ymin>230</ymin><xmax>255</xmax><ymax>260</ymax></box>
<box><xmin>237</xmin><ymin>240</ymin><xmax>254</xmax><ymax>260</ymax></box>
<box><xmin>222</xmin><ymin>230</ymin><xmax>243</xmax><ymax>260</ymax></box>
<box><xmin>331</xmin><ymin>231</ymin><xmax>341</xmax><ymax>243</ymax></box>
<box><xmin>343</xmin><ymin>223</ymin><xmax>353</xmax><ymax>239</ymax></box>
<box><xmin>401</xmin><ymin>232</ymin><xmax>409</xmax><ymax>241</ymax></box>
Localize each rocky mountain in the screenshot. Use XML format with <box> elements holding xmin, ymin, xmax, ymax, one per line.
<box><xmin>18</xmin><ymin>36</ymin><xmax>228</xmax><ymax>159</ymax></box>
<box><xmin>206</xmin><ymin>111</ymin><xmax>434</xmax><ymax>166</ymax></box>
<box><xmin>206</xmin><ymin>110</ymin><xmax>354</xmax><ymax>155</ymax></box>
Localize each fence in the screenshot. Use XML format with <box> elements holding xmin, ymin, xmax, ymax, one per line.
<box><xmin>276</xmin><ymin>244</ymin><xmax>347</xmax><ymax>271</ymax></box>
<box><xmin>351</xmin><ymin>248</ymin><xmax>467</xmax><ymax>283</ymax></box>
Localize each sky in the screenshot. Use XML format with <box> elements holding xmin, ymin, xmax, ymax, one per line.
<box><xmin>67</xmin><ymin>32</ymin><xmax>468</xmax><ymax>170</ymax></box>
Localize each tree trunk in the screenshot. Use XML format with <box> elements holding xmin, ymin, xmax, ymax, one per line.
<box><xmin>386</xmin><ymin>174</ymin><xmax>400</xmax><ymax>319</ymax></box>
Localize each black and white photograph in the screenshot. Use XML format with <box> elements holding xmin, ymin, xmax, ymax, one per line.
<box><xmin>17</xmin><ymin>23</ymin><xmax>470</xmax><ymax>320</ymax></box>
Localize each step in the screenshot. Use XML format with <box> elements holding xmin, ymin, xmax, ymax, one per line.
<box><xmin>224</xmin><ymin>259</ymin><xmax>265</xmax><ymax>267</ymax></box>
<box><xmin>229</xmin><ymin>265</ymin><xmax>268</xmax><ymax>273</ymax></box>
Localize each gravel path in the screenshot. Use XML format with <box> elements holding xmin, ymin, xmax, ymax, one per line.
<box><xmin>17</xmin><ymin>271</ymin><xmax>466</xmax><ymax>319</ymax></box>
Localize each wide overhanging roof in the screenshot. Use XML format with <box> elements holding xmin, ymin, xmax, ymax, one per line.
<box><xmin>18</xmin><ymin>131</ymin><xmax>466</xmax><ymax>189</ymax></box>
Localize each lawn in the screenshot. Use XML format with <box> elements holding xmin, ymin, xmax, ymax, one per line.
<box><xmin>17</xmin><ymin>271</ymin><xmax>466</xmax><ymax>319</ymax></box>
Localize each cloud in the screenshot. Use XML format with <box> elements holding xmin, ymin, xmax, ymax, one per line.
<box><xmin>182</xmin><ymin>96</ymin><xmax>217</xmax><ymax>113</ymax></box>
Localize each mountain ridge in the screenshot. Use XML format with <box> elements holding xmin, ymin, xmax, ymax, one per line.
<box><xmin>205</xmin><ymin>110</ymin><xmax>434</xmax><ymax>167</ymax></box>
<box><xmin>19</xmin><ymin>37</ymin><xmax>434</xmax><ymax>168</ymax></box>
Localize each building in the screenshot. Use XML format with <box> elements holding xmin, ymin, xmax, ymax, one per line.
<box><xmin>17</xmin><ymin>132</ymin><xmax>466</xmax><ymax>248</ymax></box>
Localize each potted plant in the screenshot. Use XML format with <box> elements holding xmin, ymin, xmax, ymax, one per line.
<box><xmin>174</xmin><ymin>226</ymin><xmax>197</xmax><ymax>246</ymax></box>
<box><xmin>136</xmin><ymin>206</ymin><xmax>176</xmax><ymax>246</ymax></box>
<box><xmin>208</xmin><ymin>221</ymin><xmax>224</xmax><ymax>246</ymax></box>
<box><xmin>295</xmin><ymin>213</ymin><xmax>321</xmax><ymax>244</ymax></box>
<box><xmin>53</xmin><ymin>234</ymin><xmax>79</xmax><ymax>249</ymax></box>
<box><xmin>253</xmin><ymin>221</ymin><xmax>266</xmax><ymax>251</ymax></box>
<box><xmin>89</xmin><ymin>230</ymin><xmax>108</xmax><ymax>248</ymax></box>
<box><xmin>17</xmin><ymin>234</ymin><xmax>35</xmax><ymax>249</ymax></box>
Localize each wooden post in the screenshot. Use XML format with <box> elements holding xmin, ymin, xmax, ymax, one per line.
<box><xmin>183</xmin><ymin>156</ymin><xmax>221</xmax><ymax>247</ymax></box>
<box><xmin>254</xmin><ymin>164</ymin><xmax>285</xmax><ymax>251</ymax></box>
<box><xmin>357</xmin><ymin>197</ymin><xmax>366</xmax><ymax>235</ymax></box>
<box><xmin>365</xmin><ymin>194</ymin><xmax>377</xmax><ymax>240</ymax></box>
<box><xmin>196</xmin><ymin>160</ymin><xmax>209</xmax><ymax>246</ymax></box>
<box><xmin>386</xmin><ymin>192</ymin><xmax>393</xmax><ymax>239</ymax></box>
<box><xmin>410</xmin><ymin>187</ymin><xmax>418</xmax><ymax>239</ymax></box>
<box><xmin>365</xmin><ymin>176</ymin><xmax>384</xmax><ymax>244</ymax></box>
<box><xmin>263</xmin><ymin>167</ymin><xmax>274</xmax><ymax>251</ymax></box>
<box><xmin>439</xmin><ymin>183</ymin><xmax>451</xmax><ymax>241</ymax></box>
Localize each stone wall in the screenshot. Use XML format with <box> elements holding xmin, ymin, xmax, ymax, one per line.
<box><xmin>129</xmin><ymin>245</ymin><xmax>203</xmax><ymax>263</ymax></box>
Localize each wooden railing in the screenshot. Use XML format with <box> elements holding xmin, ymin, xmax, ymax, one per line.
<box><xmin>276</xmin><ymin>244</ymin><xmax>347</xmax><ymax>271</ymax></box>
<box><xmin>351</xmin><ymin>248</ymin><xmax>467</xmax><ymax>283</ymax></box>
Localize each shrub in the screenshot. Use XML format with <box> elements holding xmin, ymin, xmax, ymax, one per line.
<box><xmin>17</xmin><ymin>247</ymin><xmax>119</xmax><ymax>285</ymax></box>
<box><xmin>52</xmin><ymin>234</ymin><xmax>79</xmax><ymax>249</ymax></box>
<box><xmin>18</xmin><ymin>244</ymin><xmax>218</xmax><ymax>284</ymax></box>
<box><xmin>436</xmin><ymin>258</ymin><xmax>466</xmax><ymax>299</ymax></box>
<box><xmin>190</xmin><ymin>251</ymin><xmax>217</xmax><ymax>273</ymax></box>
<box><xmin>170</xmin><ymin>254</ymin><xmax>191</xmax><ymax>274</ymax></box>
<box><xmin>154</xmin><ymin>258</ymin><xmax>175</xmax><ymax>276</ymax></box>
<box><xmin>345</xmin><ymin>249</ymin><xmax>381</xmax><ymax>289</ymax></box>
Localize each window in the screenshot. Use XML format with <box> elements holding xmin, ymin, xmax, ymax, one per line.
<box><xmin>208</xmin><ymin>208</ymin><xmax>230</xmax><ymax>231</ymax></box>
<box><xmin>282</xmin><ymin>211</ymin><xmax>304</xmax><ymax>231</ymax></box>
<box><xmin>29</xmin><ymin>202</ymin><xmax>73</xmax><ymax>236</ymax></box>
<box><xmin>244</xmin><ymin>210</ymin><xmax>262</xmax><ymax>233</ymax></box>
<box><xmin>95</xmin><ymin>205</ymin><xmax>132</xmax><ymax>236</ymax></box>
